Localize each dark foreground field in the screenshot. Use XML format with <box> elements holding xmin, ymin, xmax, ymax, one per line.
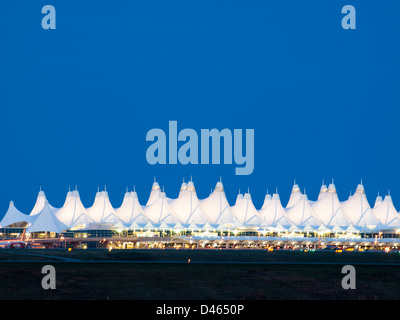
<box><xmin>0</xmin><ymin>249</ymin><xmax>399</xmax><ymax>300</ymax></box>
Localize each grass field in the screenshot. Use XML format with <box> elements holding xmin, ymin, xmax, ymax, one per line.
<box><xmin>0</xmin><ymin>249</ymin><xmax>399</xmax><ymax>300</ymax></box>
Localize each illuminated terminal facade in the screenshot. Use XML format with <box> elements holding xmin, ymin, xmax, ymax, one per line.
<box><xmin>1</xmin><ymin>180</ymin><xmax>400</xmax><ymax>250</ymax></box>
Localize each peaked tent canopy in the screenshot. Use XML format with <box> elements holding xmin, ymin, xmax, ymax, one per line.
<box><xmin>259</xmin><ymin>193</ymin><xmax>293</xmax><ymax>228</ymax></box>
<box><xmin>317</xmin><ymin>224</ymin><xmax>331</xmax><ymax>234</ymax></box>
<box><xmin>286</xmin><ymin>183</ymin><xmax>302</xmax><ymax>208</ymax></box>
<box><xmin>331</xmin><ymin>225</ymin><xmax>345</xmax><ymax>233</ymax></box>
<box><xmin>146</xmin><ymin>180</ymin><xmax>162</xmax><ymax>206</ymax></box>
<box><xmin>86</xmin><ymin>190</ymin><xmax>121</xmax><ymax>224</ymax></box>
<box><xmin>261</xmin><ymin>193</ymin><xmax>272</xmax><ymax>210</ymax></box>
<box><xmin>285</xmin><ymin>194</ymin><xmax>322</xmax><ymax>228</ymax></box>
<box><xmin>373</xmin><ymin>194</ymin><xmax>384</xmax><ymax>209</ymax></box>
<box><xmin>372</xmin><ymin>195</ymin><xmax>400</xmax><ymax>229</ymax></box>
<box><xmin>199</xmin><ymin>181</ymin><xmax>237</xmax><ymax>229</ymax></box>
<box><xmin>342</xmin><ymin>184</ymin><xmax>378</xmax><ymax>229</ymax></box>
<box><xmin>30</xmin><ymin>190</ymin><xmax>58</xmax><ymax>216</ymax></box>
<box><xmin>116</xmin><ymin>190</ymin><xmax>146</xmax><ymax>226</ymax></box>
<box><xmin>288</xmin><ymin>224</ymin><xmax>303</xmax><ymax>232</ymax></box>
<box><xmin>235</xmin><ymin>192</ymin><xmax>244</xmax><ymax>206</ymax></box>
<box><xmin>63</xmin><ymin>186</ymin><xmax>78</xmax><ymax>206</ymax></box>
<box><xmin>178</xmin><ymin>182</ymin><xmax>187</xmax><ymax>198</ymax></box>
<box><xmin>303</xmin><ymin>224</ymin><xmax>316</xmax><ymax>232</ymax></box>
<box><xmin>311</xmin><ymin>183</ymin><xmax>351</xmax><ymax>227</ymax></box>
<box><xmin>232</xmin><ymin>192</ymin><xmax>262</xmax><ymax>227</ymax></box>
<box><xmin>318</xmin><ymin>183</ymin><xmax>328</xmax><ymax>200</ymax></box>
<box><xmin>144</xmin><ymin>191</ymin><xmax>180</xmax><ymax>228</ymax></box>
<box><xmin>345</xmin><ymin>224</ymin><xmax>361</xmax><ymax>234</ymax></box>
<box><xmin>271</xmin><ymin>223</ymin><xmax>288</xmax><ymax>232</ymax></box>
<box><xmin>26</xmin><ymin>201</ymin><xmax>67</xmax><ymax>233</ymax></box>
<box><xmin>169</xmin><ymin>181</ymin><xmax>209</xmax><ymax>228</ymax></box>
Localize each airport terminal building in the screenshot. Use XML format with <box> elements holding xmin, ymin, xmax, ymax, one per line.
<box><xmin>1</xmin><ymin>180</ymin><xmax>400</xmax><ymax>250</ymax></box>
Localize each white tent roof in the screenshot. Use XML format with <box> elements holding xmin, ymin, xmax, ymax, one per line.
<box><xmin>345</xmin><ymin>223</ymin><xmax>361</xmax><ymax>233</ymax></box>
<box><xmin>169</xmin><ymin>181</ymin><xmax>209</xmax><ymax>227</ymax></box>
<box><xmin>341</xmin><ymin>184</ymin><xmax>378</xmax><ymax>229</ymax></box>
<box><xmin>235</xmin><ymin>193</ymin><xmax>244</xmax><ymax>205</ymax></box>
<box><xmin>30</xmin><ymin>190</ymin><xmax>58</xmax><ymax>216</ymax></box>
<box><xmin>331</xmin><ymin>225</ymin><xmax>345</xmax><ymax>233</ymax></box>
<box><xmin>318</xmin><ymin>184</ymin><xmax>328</xmax><ymax>200</ymax></box>
<box><xmin>285</xmin><ymin>193</ymin><xmax>322</xmax><ymax>228</ymax></box>
<box><xmin>199</xmin><ymin>181</ymin><xmax>237</xmax><ymax>229</ymax></box>
<box><xmin>63</xmin><ymin>189</ymin><xmax>73</xmax><ymax>206</ymax></box>
<box><xmin>178</xmin><ymin>182</ymin><xmax>187</xmax><ymax>197</ymax></box>
<box><xmin>261</xmin><ymin>193</ymin><xmax>272</xmax><ymax>210</ymax></box>
<box><xmin>112</xmin><ymin>220</ymin><xmax>128</xmax><ymax>230</ymax></box>
<box><xmin>259</xmin><ymin>193</ymin><xmax>293</xmax><ymax>228</ymax></box>
<box><xmin>373</xmin><ymin>194</ymin><xmax>383</xmax><ymax>209</ymax></box>
<box><xmin>115</xmin><ymin>190</ymin><xmax>146</xmax><ymax>225</ymax></box>
<box><xmin>303</xmin><ymin>224</ymin><xmax>316</xmax><ymax>232</ymax></box>
<box><xmin>146</xmin><ymin>181</ymin><xmax>162</xmax><ymax>206</ymax></box>
<box><xmin>272</xmin><ymin>223</ymin><xmax>288</xmax><ymax>232</ymax></box>
<box><xmin>288</xmin><ymin>224</ymin><xmax>303</xmax><ymax>232</ymax></box>
<box><xmin>129</xmin><ymin>213</ymin><xmax>150</xmax><ymax>229</ymax></box>
<box><xmin>232</xmin><ymin>192</ymin><xmax>261</xmax><ymax>227</ymax></box>
<box><xmin>317</xmin><ymin>224</ymin><xmax>331</xmax><ymax>233</ymax></box>
<box><xmin>142</xmin><ymin>220</ymin><xmax>158</xmax><ymax>230</ymax></box>
<box><xmin>56</xmin><ymin>190</ymin><xmax>94</xmax><ymax>229</ymax></box>
<box><xmin>27</xmin><ymin>201</ymin><xmax>67</xmax><ymax>233</ymax></box>
<box><xmin>372</xmin><ymin>195</ymin><xmax>400</xmax><ymax>229</ymax></box>
<box><xmin>0</xmin><ymin>201</ymin><xmax>34</xmax><ymax>227</ymax></box>
<box><xmin>157</xmin><ymin>215</ymin><xmax>178</xmax><ymax>229</ymax></box>
<box><xmin>311</xmin><ymin>183</ymin><xmax>351</xmax><ymax>227</ymax></box>
<box><xmin>144</xmin><ymin>191</ymin><xmax>180</xmax><ymax>227</ymax></box>
<box><xmin>7</xmin><ymin>179</ymin><xmax>400</xmax><ymax>233</ymax></box>
<box><xmin>286</xmin><ymin>183</ymin><xmax>302</xmax><ymax>208</ymax></box>
<box><xmin>86</xmin><ymin>190</ymin><xmax>121</xmax><ymax>224</ymax></box>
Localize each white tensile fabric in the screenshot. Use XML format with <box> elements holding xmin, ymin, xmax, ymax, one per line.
<box><xmin>116</xmin><ymin>190</ymin><xmax>146</xmax><ymax>226</ymax></box>
<box><xmin>169</xmin><ymin>181</ymin><xmax>209</xmax><ymax>228</ymax></box>
<box><xmin>372</xmin><ymin>195</ymin><xmax>400</xmax><ymax>229</ymax></box>
<box><xmin>56</xmin><ymin>190</ymin><xmax>94</xmax><ymax>229</ymax></box>
<box><xmin>4</xmin><ymin>181</ymin><xmax>400</xmax><ymax>233</ymax></box>
<box><xmin>146</xmin><ymin>181</ymin><xmax>162</xmax><ymax>206</ymax></box>
<box><xmin>235</xmin><ymin>192</ymin><xmax>244</xmax><ymax>205</ymax></box>
<box><xmin>285</xmin><ymin>193</ymin><xmax>322</xmax><ymax>228</ymax></box>
<box><xmin>286</xmin><ymin>183</ymin><xmax>302</xmax><ymax>208</ymax></box>
<box><xmin>0</xmin><ymin>201</ymin><xmax>34</xmax><ymax>227</ymax></box>
<box><xmin>30</xmin><ymin>190</ymin><xmax>58</xmax><ymax>216</ymax></box>
<box><xmin>373</xmin><ymin>194</ymin><xmax>383</xmax><ymax>209</ymax></box>
<box><xmin>27</xmin><ymin>201</ymin><xmax>67</xmax><ymax>233</ymax></box>
<box><xmin>312</xmin><ymin>184</ymin><xmax>351</xmax><ymax>227</ymax></box>
<box><xmin>318</xmin><ymin>184</ymin><xmax>328</xmax><ymax>200</ymax></box>
<box><xmin>341</xmin><ymin>184</ymin><xmax>378</xmax><ymax>230</ymax></box>
<box><xmin>178</xmin><ymin>182</ymin><xmax>187</xmax><ymax>198</ymax></box>
<box><xmin>86</xmin><ymin>190</ymin><xmax>121</xmax><ymax>224</ymax></box>
<box><xmin>261</xmin><ymin>193</ymin><xmax>272</xmax><ymax>210</ymax></box>
<box><xmin>232</xmin><ymin>192</ymin><xmax>262</xmax><ymax>227</ymax></box>
<box><xmin>199</xmin><ymin>182</ymin><xmax>238</xmax><ymax>229</ymax></box>
<box><xmin>63</xmin><ymin>188</ymin><xmax>74</xmax><ymax>206</ymax></box>
<box><xmin>144</xmin><ymin>191</ymin><xmax>179</xmax><ymax>228</ymax></box>
<box><xmin>259</xmin><ymin>193</ymin><xmax>293</xmax><ymax>228</ymax></box>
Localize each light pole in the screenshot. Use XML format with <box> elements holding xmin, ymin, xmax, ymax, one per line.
<box><xmin>60</xmin><ymin>236</ymin><xmax>65</xmax><ymax>249</ymax></box>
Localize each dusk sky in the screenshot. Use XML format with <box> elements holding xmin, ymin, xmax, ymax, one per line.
<box><xmin>1</xmin><ymin>0</ymin><xmax>399</xmax><ymax>216</ymax></box>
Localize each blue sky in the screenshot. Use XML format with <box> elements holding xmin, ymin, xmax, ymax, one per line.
<box><xmin>0</xmin><ymin>0</ymin><xmax>400</xmax><ymax>215</ymax></box>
